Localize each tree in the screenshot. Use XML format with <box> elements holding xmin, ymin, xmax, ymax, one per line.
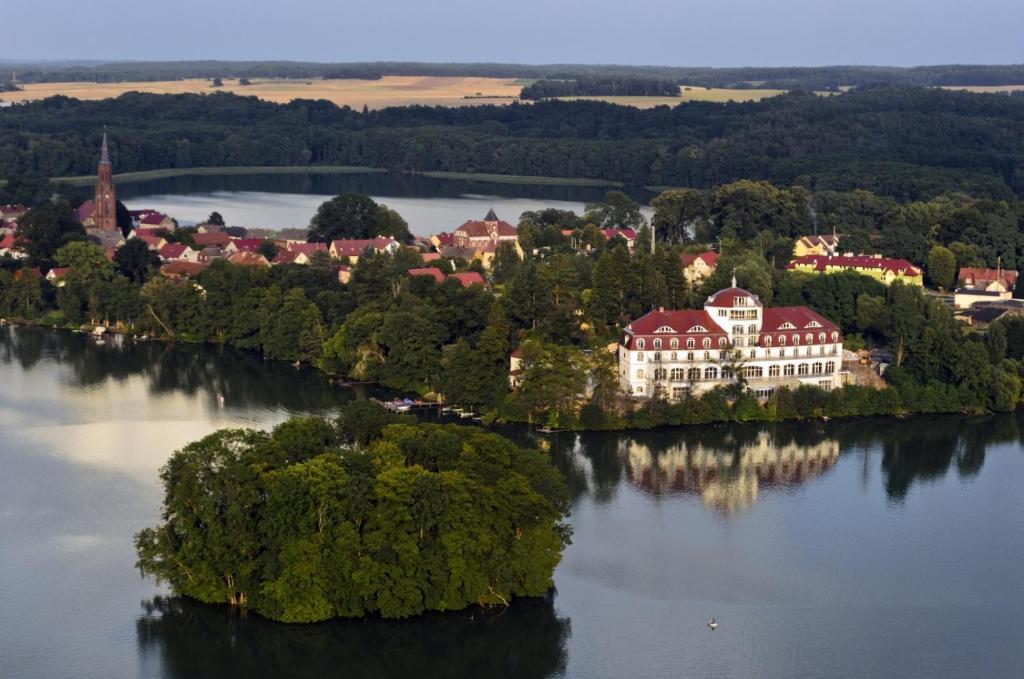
<box><xmin>308</xmin><ymin>194</ymin><xmax>410</xmax><ymax>243</ymax></box>
<box><xmin>0</xmin><ymin>172</ymin><xmax>54</xmax><ymax>207</ymax></box>
<box><xmin>584</xmin><ymin>191</ymin><xmax>645</xmax><ymax>230</ymax></box>
<box><xmin>258</xmin><ymin>239</ymin><xmax>279</xmax><ymax>261</ymax></box>
<box><xmin>114</xmin><ymin>238</ymin><xmax>161</xmax><ymax>283</ymax></box>
<box><xmin>651</xmin><ymin>188</ymin><xmax>706</xmax><ymax>243</ymax></box>
<box><xmin>15</xmin><ymin>200</ymin><xmax>86</xmax><ymax>265</ymax></box>
<box><xmin>211</xmin><ymin>78</ymin><xmax>224</xmax><ymax>88</ymax></box>
<box><xmin>207</xmin><ymin>211</ymin><xmax>225</xmax><ymax>226</ymax></box>
<box><xmin>925</xmin><ymin>245</ymin><xmax>956</xmax><ymax>290</ymax></box>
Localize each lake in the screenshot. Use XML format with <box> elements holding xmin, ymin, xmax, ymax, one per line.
<box><xmin>117</xmin><ymin>171</ymin><xmax>654</xmax><ymax>235</ymax></box>
<box><xmin>1</xmin><ymin>326</ymin><xmax>1023</xmax><ymax>678</ymax></box>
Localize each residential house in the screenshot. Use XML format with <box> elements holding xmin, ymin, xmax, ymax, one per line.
<box><xmin>602</xmin><ymin>228</ymin><xmax>639</xmax><ymax>253</ymax></box>
<box><xmin>954</xmin><ymin>266</ymin><xmax>1018</xmax><ymax>308</ymax></box>
<box><xmin>134</xmin><ymin>234</ymin><xmax>168</xmax><ymax>251</ymax></box>
<box><xmin>336</xmin><ymin>264</ymin><xmax>352</xmax><ymax>284</ymax></box>
<box><xmin>0</xmin><ymin>233</ymin><xmax>26</xmax><ymax>259</ymax></box>
<box><xmin>619</xmin><ymin>284</ymin><xmax>843</xmax><ymax>401</ymax></box>
<box><xmin>786</xmin><ymin>254</ymin><xmax>922</xmax><ymax>286</ymax></box>
<box><xmin>45</xmin><ymin>267</ymin><xmax>70</xmax><ymax>287</ymax></box>
<box><xmin>793</xmin><ymin>234</ymin><xmax>840</xmax><ymax>257</ymax></box>
<box><xmin>680</xmin><ymin>251</ymin><xmax>719</xmax><ymax>285</ymax></box>
<box><xmin>138</xmin><ymin>212</ymin><xmax>176</xmax><ymax>231</ymax></box>
<box><xmin>447</xmin><ymin>272</ymin><xmax>487</xmax><ymax>288</ymax></box>
<box><xmin>160</xmin><ymin>261</ymin><xmax>208</xmax><ymax>280</ymax></box>
<box><xmin>509</xmin><ymin>348</ymin><xmax>524</xmax><ymax>388</ymax></box>
<box><xmin>225</xmin><ymin>238</ymin><xmax>267</xmax><ymax>255</ymax></box>
<box><xmin>191</xmin><ymin>231</ymin><xmax>231</xmax><ymax>249</ymax></box>
<box><xmin>329</xmin><ymin>237</ymin><xmax>400</xmax><ymax>264</ymax></box>
<box><xmin>451</xmin><ymin>209</ymin><xmax>520</xmax><ymax>263</ymax></box>
<box><xmin>158</xmin><ymin>243</ymin><xmax>189</xmax><ymax>261</ymax></box>
<box><xmin>227</xmin><ymin>251</ymin><xmax>270</xmax><ymax>267</ymax></box>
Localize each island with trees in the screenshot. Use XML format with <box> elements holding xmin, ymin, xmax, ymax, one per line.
<box><xmin>134</xmin><ymin>402</ymin><xmax>570</xmax><ymax>622</ymax></box>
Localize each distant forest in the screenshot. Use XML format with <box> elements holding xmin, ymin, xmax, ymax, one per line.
<box><xmin>5</xmin><ymin>60</ymin><xmax>1024</xmax><ymax>90</ymax></box>
<box><xmin>520</xmin><ymin>78</ymin><xmax>681</xmax><ymax>99</ymax></box>
<box><xmin>2</xmin><ymin>86</ymin><xmax>1024</xmax><ymax>200</ymax></box>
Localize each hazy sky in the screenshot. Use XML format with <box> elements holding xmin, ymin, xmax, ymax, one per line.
<box><xmin>5</xmin><ymin>0</ymin><xmax>1024</xmax><ymax>66</ymax></box>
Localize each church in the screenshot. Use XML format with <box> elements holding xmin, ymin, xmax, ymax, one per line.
<box><xmin>618</xmin><ymin>283</ymin><xmax>844</xmax><ymax>401</ymax></box>
<box><xmin>74</xmin><ymin>133</ymin><xmax>119</xmax><ymax>232</ymax></box>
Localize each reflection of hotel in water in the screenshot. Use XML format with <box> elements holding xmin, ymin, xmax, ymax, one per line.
<box><xmin>623</xmin><ymin>432</ymin><xmax>839</xmax><ymax>512</ymax></box>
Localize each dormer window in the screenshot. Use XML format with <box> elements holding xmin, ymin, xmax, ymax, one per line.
<box><xmin>807</xmin><ymin>321</ymin><xmax>821</xmax><ymax>328</ymax></box>
<box><xmin>636</xmin><ymin>339</ymin><xmax>645</xmax><ymax>350</ymax></box>
<box><xmin>831</xmin><ymin>331</ymin><xmax>838</xmax><ymax>342</ymax></box>
<box><xmin>805</xmin><ymin>333</ymin><xmax>813</xmax><ymax>344</ymax></box>
<box><xmin>818</xmin><ymin>332</ymin><xmax>826</xmax><ymax>343</ymax></box>
<box><xmin>687</xmin><ymin>325</ymin><xmax>707</xmax><ymax>333</ymax></box>
<box><xmin>764</xmin><ymin>336</ymin><xmax>772</xmax><ymax>347</ymax></box>
<box><xmin>686</xmin><ymin>338</ymin><xmax>695</xmax><ymax>349</ymax></box>
<box><xmin>780</xmin><ymin>322</ymin><xmax>795</xmax><ymax>330</ymax></box>
<box><xmin>655</xmin><ymin>325</ymin><xmax>675</xmax><ymax>333</ymax></box>
<box><xmin>653</xmin><ymin>339</ymin><xmax>662</xmax><ymax>350</ymax></box>
<box><xmin>779</xmin><ymin>335</ymin><xmax>786</xmax><ymax>346</ymax></box>
<box><xmin>702</xmin><ymin>338</ymin><xmax>711</xmax><ymax>349</ymax></box>
<box><xmin>792</xmin><ymin>334</ymin><xmax>800</xmax><ymax>345</ymax></box>
<box><xmin>670</xmin><ymin>338</ymin><xmax>679</xmax><ymax>349</ymax></box>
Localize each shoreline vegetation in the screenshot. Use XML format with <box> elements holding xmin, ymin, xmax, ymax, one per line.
<box><xmin>134</xmin><ymin>406</ymin><xmax>571</xmax><ymax>622</ymax></box>
<box><xmin>49</xmin><ymin>166</ymin><xmax>625</xmax><ymax>189</ymax></box>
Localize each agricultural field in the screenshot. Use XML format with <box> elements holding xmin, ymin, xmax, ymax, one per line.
<box><xmin>940</xmin><ymin>84</ymin><xmax>1024</xmax><ymax>94</ymax></box>
<box><xmin>4</xmin><ymin>76</ymin><xmax>528</xmax><ymax>109</ymax></box>
<box><xmin>2</xmin><ymin>75</ymin><xmax>792</xmax><ymax>109</ymax></box>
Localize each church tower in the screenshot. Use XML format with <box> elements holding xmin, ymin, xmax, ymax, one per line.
<box><xmin>93</xmin><ymin>131</ymin><xmax>117</xmax><ymax>231</ymax></box>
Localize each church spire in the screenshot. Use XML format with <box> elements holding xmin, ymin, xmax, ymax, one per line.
<box><xmin>100</xmin><ymin>129</ymin><xmax>110</xmax><ymax>165</ymax></box>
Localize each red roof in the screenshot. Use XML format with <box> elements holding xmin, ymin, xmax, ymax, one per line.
<box><xmin>330</xmin><ymin>237</ymin><xmax>398</xmax><ymax>257</ymax></box>
<box><xmin>454</xmin><ymin>220</ymin><xmax>518</xmax><ymax>239</ymax></box>
<box><xmin>161</xmin><ymin>261</ymin><xmax>208</xmax><ymax>277</ymax></box>
<box><xmin>421</xmin><ymin>252</ymin><xmax>441</xmax><ymax>262</ymax></box>
<box><xmin>287</xmin><ymin>242</ymin><xmax>328</xmax><ymax>257</ymax></box>
<box><xmin>272</xmin><ymin>250</ymin><xmax>300</xmax><ymax>265</ymax></box>
<box><xmin>602</xmin><ymin>228</ymin><xmax>638</xmax><ymax>242</ymax></box>
<box><xmin>134</xmin><ymin>228</ymin><xmax>165</xmax><ymax>238</ymax></box>
<box><xmin>158</xmin><ymin>243</ymin><xmax>188</xmax><ymax>259</ymax></box>
<box><xmin>136</xmin><ymin>235</ymin><xmax>165</xmax><ymax>249</ymax></box>
<box><xmin>231</xmin><ymin>238</ymin><xmax>267</xmax><ymax>252</ymax></box>
<box><xmin>227</xmin><ymin>251</ymin><xmax>270</xmax><ymax>267</ymax></box>
<box><xmin>139</xmin><ymin>212</ymin><xmax>170</xmax><ymax>226</ymax></box>
<box><xmin>681</xmin><ymin>252</ymin><xmax>718</xmax><ymax>268</ymax></box>
<box><xmin>759</xmin><ymin>307</ymin><xmax>839</xmax><ymax>344</ymax></box>
<box><xmin>407</xmin><ymin>267</ymin><xmax>446</xmax><ymax>283</ymax></box>
<box><xmin>0</xmin><ymin>233</ymin><xmax>17</xmax><ymax>250</ymax></box>
<box><xmin>447</xmin><ymin>272</ymin><xmax>487</xmax><ymax>288</ymax></box>
<box><xmin>74</xmin><ymin>200</ymin><xmax>95</xmax><ymax>222</ymax></box>
<box><xmin>434</xmin><ymin>232</ymin><xmax>454</xmax><ymax>247</ymax></box>
<box><xmin>192</xmin><ymin>232</ymin><xmax>231</xmax><ymax>247</ymax></box>
<box><xmin>705</xmin><ymin>287</ymin><xmax>764</xmax><ymax>308</ymax></box>
<box><xmin>46</xmin><ymin>267</ymin><xmax>70</xmax><ymax>279</ymax></box>
<box><xmin>623</xmin><ymin>309</ymin><xmax>727</xmax><ymax>350</ymax></box>
<box><xmin>957</xmin><ymin>267</ymin><xmax>1018</xmax><ymax>289</ymax></box>
<box><xmin>787</xmin><ymin>255</ymin><xmax>921</xmax><ymax>276</ymax></box>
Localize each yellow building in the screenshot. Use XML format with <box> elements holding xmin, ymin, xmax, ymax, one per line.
<box><xmin>786</xmin><ymin>254</ymin><xmax>923</xmax><ymax>286</ymax></box>
<box><xmin>793</xmin><ymin>234</ymin><xmax>840</xmax><ymax>257</ymax></box>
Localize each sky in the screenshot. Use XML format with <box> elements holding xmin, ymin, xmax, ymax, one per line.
<box><xmin>4</xmin><ymin>0</ymin><xmax>1024</xmax><ymax>66</ymax></box>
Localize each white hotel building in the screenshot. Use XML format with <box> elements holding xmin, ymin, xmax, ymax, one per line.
<box><xmin>618</xmin><ymin>285</ymin><xmax>843</xmax><ymax>400</ymax></box>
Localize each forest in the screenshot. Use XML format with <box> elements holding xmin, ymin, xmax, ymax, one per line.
<box><xmin>134</xmin><ymin>404</ymin><xmax>570</xmax><ymax>621</ymax></box>
<box><xmin>5</xmin><ymin>60</ymin><xmax>1024</xmax><ymax>90</ymax></box>
<box><xmin>2</xmin><ymin>86</ymin><xmax>1023</xmax><ymax>201</ymax></box>
<box><xmin>519</xmin><ymin>77</ymin><xmax>680</xmax><ymax>99</ymax></box>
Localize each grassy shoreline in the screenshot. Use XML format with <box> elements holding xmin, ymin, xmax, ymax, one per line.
<box><xmin>50</xmin><ymin>165</ymin><xmax>627</xmax><ymax>189</ymax></box>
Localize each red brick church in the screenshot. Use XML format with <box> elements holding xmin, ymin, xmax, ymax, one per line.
<box><xmin>92</xmin><ymin>132</ymin><xmax>117</xmax><ymax>231</ymax></box>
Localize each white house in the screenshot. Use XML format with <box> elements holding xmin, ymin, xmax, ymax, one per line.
<box><xmin>618</xmin><ymin>284</ymin><xmax>843</xmax><ymax>400</ymax></box>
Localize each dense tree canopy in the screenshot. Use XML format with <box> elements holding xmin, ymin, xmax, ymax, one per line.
<box><xmin>308</xmin><ymin>193</ymin><xmax>411</xmax><ymax>242</ymax></box>
<box><xmin>135</xmin><ymin>406</ymin><xmax>570</xmax><ymax>622</ymax></box>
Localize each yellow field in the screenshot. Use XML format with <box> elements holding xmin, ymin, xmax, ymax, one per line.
<box><xmin>941</xmin><ymin>84</ymin><xmax>1024</xmax><ymax>94</ymax></box>
<box><xmin>3</xmin><ymin>76</ymin><xmax>798</xmax><ymax>109</ymax></box>
<box><xmin>6</xmin><ymin>76</ymin><xmax>526</xmax><ymax>110</ymax></box>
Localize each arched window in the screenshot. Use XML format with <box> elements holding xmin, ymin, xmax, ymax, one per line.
<box><xmin>769</xmin><ymin>365</ymin><xmax>780</xmax><ymax>377</ymax></box>
<box><xmin>798</xmin><ymin>364</ymin><xmax>809</xmax><ymax>375</ymax></box>
<box><xmin>670</xmin><ymin>368</ymin><xmax>684</xmax><ymax>380</ymax></box>
<box><xmin>742</xmin><ymin>366</ymin><xmax>763</xmax><ymax>378</ymax></box>
<box><xmin>636</xmin><ymin>339</ymin><xmax>645</xmax><ymax>350</ymax></box>
<box><xmin>784</xmin><ymin>364</ymin><xmax>795</xmax><ymax>376</ymax></box>
<box><xmin>718</xmin><ymin>338</ymin><xmax>727</xmax><ymax>348</ymax></box>
<box><xmin>805</xmin><ymin>333</ymin><xmax>813</xmax><ymax>344</ymax></box>
<box><xmin>792</xmin><ymin>334</ymin><xmax>800</xmax><ymax>345</ymax></box>
<box><xmin>704</xmin><ymin>366</ymin><xmax>718</xmax><ymax>379</ymax></box>
<box><xmin>825</xmin><ymin>361</ymin><xmax>835</xmax><ymax>373</ymax></box>
<box><xmin>764</xmin><ymin>336</ymin><xmax>772</xmax><ymax>347</ymax></box>
<box><xmin>637</xmin><ymin>369</ymin><xmax>645</xmax><ymax>378</ymax></box>
<box><xmin>812</xmin><ymin>362</ymin><xmax>823</xmax><ymax>374</ymax></box>
<box><xmin>670</xmin><ymin>338</ymin><xmax>679</xmax><ymax>349</ymax></box>
<box><xmin>686</xmin><ymin>338</ymin><xmax>695</xmax><ymax>349</ymax></box>
<box><xmin>653</xmin><ymin>339</ymin><xmax>662</xmax><ymax>349</ymax></box>
<box><xmin>703</xmin><ymin>337</ymin><xmax>711</xmax><ymax>349</ymax></box>
<box><xmin>818</xmin><ymin>332</ymin><xmax>826</xmax><ymax>344</ymax></box>
<box><xmin>780</xmin><ymin>335</ymin><xmax>786</xmax><ymax>346</ymax></box>
<box><xmin>688</xmin><ymin>367</ymin><xmax>701</xmax><ymax>381</ymax></box>
<box><xmin>831</xmin><ymin>331</ymin><xmax>838</xmax><ymax>342</ymax></box>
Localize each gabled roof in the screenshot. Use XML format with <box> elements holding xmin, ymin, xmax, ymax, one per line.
<box><xmin>46</xmin><ymin>267</ymin><xmax>70</xmax><ymax>279</ymax></box>
<box><xmin>447</xmin><ymin>272</ymin><xmax>487</xmax><ymax>288</ymax></box>
<box><xmin>287</xmin><ymin>242</ymin><xmax>328</xmax><ymax>257</ymax></box>
<box><xmin>957</xmin><ymin>267</ymin><xmax>1018</xmax><ymax>289</ymax></box>
<box><xmin>407</xmin><ymin>267</ymin><xmax>446</xmax><ymax>283</ymax></box>
<box><xmin>626</xmin><ymin>309</ymin><xmax>725</xmax><ymax>337</ymax></box>
<box><xmin>75</xmin><ymin>200</ymin><xmax>95</xmax><ymax>222</ymax></box>
<box><xmin>192</xmin><ymin>231</ymin><xmax>231</xmax><ymax>247</ymax></box>
<box><xmin>602</xmin><ymin>228</ymin><xmax>638</xmax><ymax>242</ymax></box>
<box><xmin>0</xmin><ymin>233</ymin><xmax>18</xmax><ymax>250</ymax></box>
<box><xmin>484</xmin><ymin>208</ymin><xmax>499</xmax><ymax>222</ymax></box>
<box><xmin>454</xmin><ymin>219</ymin><xmax>518</xmax><ymax>239</ymax></box>
<box><xmin>273</xmin><ymin>250</ymin><xmax>300</xmax><ymax>265</ymax></box>
<box><xmin>761</xmin><ymin>307</ymin><xmax>839</xmax><ymax>334</ymax></box>
<box><xmin>681</xmin><ymin>251</ymin><xmax>718</xmax><ymax>268</ymax></box>
<box><xmin>230</xmin><ymin>238</ymin><xmax>267</xmax><ymax>252</ymax></box>
<box><xmin>227</xmin><ymin>251</ymin><xmax>270</xmax><ymax>267</ymax></box>
<box><xmin>159</xmin><ymin>243</ymin><xmax>189</xmax><ymax>259</ymax></box>
<box><xmin>139</xmin><ymin>212</ymin><xmax>170</xmax><ymax>225</ymax></box>
<box><xmin>330</xmin><ymin>237</ymin><xmax>398</xmax><ymax>257</ymax></box>
<box><xmin>161</xmin><ymin>261</ymin><xmax>208</xmax><ymax>277</ymax></box>
<box><xmin>787</xmin><ymin>255</ymin><xmax>921</xmax><ymax>276</ymax></box>
<box><xmin>797</xmin><ymin>235</ymin><xmax>839</xmax><ymax>247</ymax></box>
<box><xmin>136</xmin><ymin>234</ymin><xmax>165</xmax><ymax>249</ymax></box>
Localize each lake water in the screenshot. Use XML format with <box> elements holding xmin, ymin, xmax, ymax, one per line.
<box><xmin>117</xmin><ymin>171</ymin><xmax>654</xmax><ymax>236</ymax></box>
<box><xmin>2</xmin><ymin>326</ymin><xmax>1023</xmax><ymax>679</ymax></box>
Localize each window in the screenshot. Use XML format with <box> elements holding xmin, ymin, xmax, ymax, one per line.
<box><xmin>798</xmin><ymin>364</ymin><xmax>809</xmax><ymax>375</ymax></box>
<box><xmin>672</xmin><ymin>387</ymin><xmax>689</xmax><ymax>399</ymax></box>
<box><xmin>831</xmin><ymin>332</ymin><xmax>838</xmax><ymax>342</ymax></box>
<box><xmin>812</xmin><ymin>362</ymin><xmax>823</xmax><ymax>374</ymax></box>
<box><xmin>733</xmin><ymin>325</ymin><xmax>744</xmax><ymax>335</ymax></box>
<box><xmin>807</xmin><ymin>321</ymin><xmax>821</xmax><ymax>328</ymax></box>
<box><xmin>655</xmin><ymin>325</ymin><xmax>675</xmax><ymax>333</ymax></box>
<box><xmin>653</xmin><ymin>339</ymin><xmax>662</xmax><ymax>349</ymax></box>
<box><xmin>718</xmin><ymin>338</ymin><xmax>727</xmax><ymax>348</ymax></box>
<box><xmin>636</xmin><ymin>339</ymin><xmax>645</xmax><ymax>350</ymax></box>
<box><xmin>704</xmin><ymin>351</ymin><xmax>711</xmax><ymax>360</ymax></box>
<box><xmin>637</xmin><ymin>352</ymin><xmax>645</xmax><ymax>361</ymax></box>
<box><xmin>671</xmin><ymin>352</ymin><xmax>678</xmax><ymax>361</ymax></box>
<box><xmin>780</xmin><ymin>322</ymin><xmax>795</xmax><ymax>330</ymax></box>
<box><xmin>769</xmin><ymin>365</ymin><xmax>780</xmax><ymax>377</ymax></box>
<box><xmin>722</xmin><ymin>367</ymin><xmax>734</xmax><ymax>379</ymax></box>
<box><xmin>818</xmin><ymin>332</ymin><xmax>826</xmax><ymax>344</ymax></box>
<box><xmin>748</xmin><ymin>324</ymin><xmax>757</xmax><ymax>334</ymax></box>
<box><xmin>670</xmin><ymin>368</ymin><xmax>684</xmax><ymax>380</ymax></box>
<box><xmin>653</xmin><ymin>352</ymin><xmax>661</xmax><ymax>361</ymax></box>
<box><xmin>779</xmin><ymin>349</ymin><xmax>786</xmax><ymax>357</ymax></box>
<box><xmin>720</xmin><ymin>350</ymin><xmax>729</xmax><ymax>359</ymax></box>
<box><xmin>784</xmin><ymin>364</ymin><xmax>795</xmax><ymax>376</ymax></box>
<box><xmin>687</xmin><ymin>352</ymin><xmax>694</xmax><ymax>361</ymax></box>
<box><xmin>703</xmin><ymin>338</ymin><xmax>711</xmax><ymax>349</ymax></box>
<box><xmin>688</xmin><ymin>367</ymin><xmax>701</xmax><ymax>380</ymax></box>
<box><xmin>654</xmin><ymin>368</ymin><xmax>667</xmax><ymax>380</ymax></box>
<box><xmin>687</xmin><ymin>338</ymin><xmax>695</xmax><ymax>349</ymax></box>
<box><xmin>818</xmin><ymin>346</ymin><xmax>824</xmax><ymax>355</ymax></box>
<box><xmin>637</xmin><ymin>369</ymin><xmax>645</xmax><ymax>378</ymax></box>
<box><xmin>805</xmin><ymin>333</ymin><xmax>813</xmax><ymax>344</ymax></box>
<box><xmin>742</xmin><ymin>366</ymin><xmax>763</xmax><ymax>378</ymax></box>
<box><xmin>670</xmin><ymin>338</ymin><xmax>679</xmax><ymax>349</ymax></box>
<box><xmin>780</xmin><ymin>335</ymin><xmax>786</xmax><ymax>346</ymax></box>
<box><xmin>825</xmin><ymin>361</ymin><xmax>835</xmax><ymax>373</ymax></box>
<box><xmin>818</xmin><ymin>380</ymin><xmax>833</xmax><ymax>391</ymax></box>
<box><xmin>636</xmin><ymin>386</ymin><xmax>644</xmax><ymax>394</ymax></box>
<box><xmin>792</xmin><ymin>334</ymin><xmax>800</xmax><ymax>345</ymax></box>
<box><xmin>688</xmin><ymin>325</ymin><xmax>707</xmax><ymax>333</ymax></box>
<box><xmin>749</xmin><ymin>350</ymin><xmax>757</xmax><ymax>358</ymax></box>
<box><xmin>704</xmin><ymin>366</ymin><xmax>718</xmax><ymax>379</ymax></box>
<box><xmin>764</xmin><ymin>336</ymin><xmax>772</xmax><ymax>347</ymax></box>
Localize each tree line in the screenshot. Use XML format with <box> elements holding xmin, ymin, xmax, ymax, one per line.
<box><xmin>6</xmin><ymin>61</ymin><xmax>1024</xmax><ymax>90</ymax></box>
<box><xmin>519</xmin><ymin>77</ymin><xmax>680</xmax><ymax>99</ymax></box>
<box><xmin>2</xmin><ymin>86</ymin><xmax>1024</xmax><ymax>200</ymax></box>
<box><xmin>135</xmin><ymin>403</ymin><xmax>570</xmax><ymax>621</ymax></box>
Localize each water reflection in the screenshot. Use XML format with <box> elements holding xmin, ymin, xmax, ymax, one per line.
<box><xmin>137</xmin><ymin>595</ymin><xmax>570</xmax><ymax>679</ymax></box>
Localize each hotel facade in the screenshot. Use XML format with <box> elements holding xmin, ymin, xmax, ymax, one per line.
<box><xmin>618</xmin><ymin>285</ymin><xmax>843</xmax><ymax>400</ymax></box>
